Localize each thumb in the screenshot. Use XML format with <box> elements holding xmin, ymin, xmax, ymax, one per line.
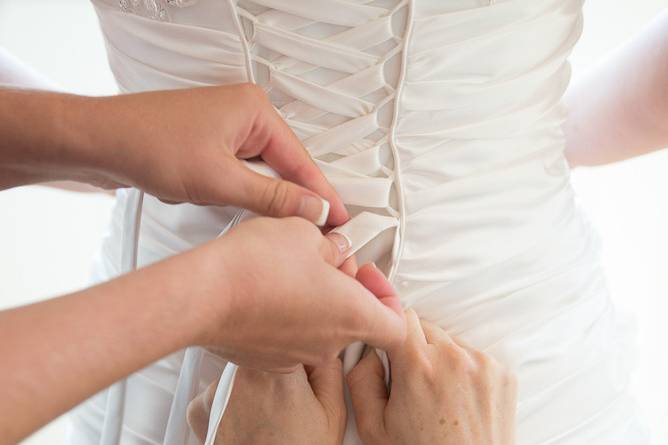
<box><xmin>347</xmin><ymin>349</ymin><xmax>388</xmax><ymax>437</ymax></box>
<box><xmin>333</xmin><ymin>263</ymin><xmax>405</xmax><ymax>352</ymax></box>
<box><xmin>186</xmin><ymin>380</ymin><xmax>218</xmax><ymax>443</ymax></box>
<box><xmin>230</xmin><ymin>160</ymin><xmax>330</xmax><ymax>225</ymax></box>
<box><xmin>317</xmin><ymin>265</ymin><xmax>405</xmax><ymax>352</ymax></box>
<box><xmin>319</xmin><ymin>232</ymin><xmax>352</xmax><ymax>269</ymax></box>
<box><xmin>306</xmin><ymin>359</ymin><xmax>346</xmax><ymax>418</ymax></box>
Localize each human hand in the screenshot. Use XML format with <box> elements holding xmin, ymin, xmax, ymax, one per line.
<box><xmin>180</xmin><ymin>217</ymin><xmax>405</xmax><ymax>371</ymax></box>
<box><xmin>84</xmin><ymin>83</ymin><xmax>348</xmax><ymax>225</ymax></box>
<box><xmin>185</xmin><ymin>262</ymin><xmax>392</xmax><ymax>445</ymax></box>
<box><xmin>347</xmin><ymin>304</ymin><xmax>517</xmax><ymax>444</ymax></box>
<box><xmin>187</xmin><ymin>360</ymin><xmax>346</xmax><ymax>445</ymax></box>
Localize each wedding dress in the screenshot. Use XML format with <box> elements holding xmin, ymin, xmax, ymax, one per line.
<box><xmin>67</xmin><ymin>0</ymin><xmax>646</xmax><ymax>444</ymax></box>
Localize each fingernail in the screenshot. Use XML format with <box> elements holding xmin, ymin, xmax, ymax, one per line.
<box><xmin>328</xmin><ymin>232</ymin><xmax>352</xmax><ymax>253</ymax></box>
<box><xmin>317</xmin><ymin>199</ymin><xmax>330</xmax><ymax>226</ymax></box>
<box><xmin>299</xmin><ymin>196</ymin><xmax>330</xmax><ymax>226</ymax></box>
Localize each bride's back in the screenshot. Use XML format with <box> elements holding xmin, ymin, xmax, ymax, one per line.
<box><xmin>69</xmin><ymin>1</ymin><xmax>645</xmax><ymax>444</ymax></box>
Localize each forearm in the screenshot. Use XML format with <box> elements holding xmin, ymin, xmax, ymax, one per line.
<box><xmin>0</xmin><ymin>49</ymin><xmax>134</xmax><ymax>194</ymax></box>
<box><xmin>0</xmin><ymin>88</ymin><xmax>99</xmax><ymax>189</ymax></box>
<box><xmin>0</xmin><ymin>246</ymin><xmax>227</xmax><ymax>444</ymax></box>
<box><xmin>564</xmin><ymin>10</ymin><xmax>668</xmax><ymax>167</ymax></box>
<box><xmin>0</xmin><ymin>88</ymin><xmax>140</xmax><ymax>191</ymax></box>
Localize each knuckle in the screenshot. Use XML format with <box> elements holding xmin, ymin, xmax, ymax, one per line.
<box><xmin>262</xmin><ymin>180</ymin><xmax>291</xmax><ymax>216</ymax></box>
<box><xmin>277</xmin><ymin>365</ymin><xmax>300</xmax><ymax>375</ymax></box>
<box><xmin>436</xmin><ymin>337</ymin><xmax>456</xmax><ymax>355</ymax></box>
<box><xmin>238</xmin><ymin>82</ymin><xmax>265</xmax><ymax>100</ymax></box>
<box><xmin>401</xmin><ymin>342</ymin><xmax>426</xmax><ymax>367</ymax></box>
<box><xmin>472</xmin><ymin>349</ymin><xmax>493</xmax><ymax>369</ymax></box>
<box><xmin>449</xmin><ymin>349</ymin><xmax>474</xmax><ymax>375</ymax></box>
<box><xmin>419</xmin><ymin>365</ymin><xmax>437</xmax><ymax>387</ymax></box>
<box><xmin>403</xmin><ymin>349</ymin><xmax>433</xmax><ymax>381</ymax></box>
<box><xmin>440</xmin><ymin>341</ymin><xmax>463</xmax><ymax>361</ymax></box>
<box><xmin>318</xmin><ymin>348</ymin><xmax>338</xmax><ymax>365</ymax></box>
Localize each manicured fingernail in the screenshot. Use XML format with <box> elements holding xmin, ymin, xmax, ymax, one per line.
<box><xmin>328</xmin><ymin>232</ymin><xmax>352</xmax><ymax>253</ymax></box>
<box><xmin>299</xmin><ymin>196</ymin><xmax>330</xmax><ymax>226</ymax></box>
<box><xmin>316</xmin><ymin>199</ymin><xmax>330</xmax><ymax>226</ymax></box>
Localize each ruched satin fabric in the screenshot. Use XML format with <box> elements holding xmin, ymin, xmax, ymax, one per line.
<box><xmin>67</xmin><ymin>1</ymin><xmax>646</xmax><ymax>444</ymax></box>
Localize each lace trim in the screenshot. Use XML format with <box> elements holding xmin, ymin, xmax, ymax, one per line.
<box><xmin>118</xmin><ymin>0</ymin><xmax>197</xmax><ymax>22</ymax></box>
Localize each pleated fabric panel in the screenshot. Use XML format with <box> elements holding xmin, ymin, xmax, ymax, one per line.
<box><xmin>65</xmin><ymin>0</ymin><xmax>646</xmax><ymax>444</ymax></box>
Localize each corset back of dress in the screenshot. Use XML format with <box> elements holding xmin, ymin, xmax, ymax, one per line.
<box><xmin>70</xmin><ymin>1</ymin><xmax>645</xmax><ymax>444</ymax></box>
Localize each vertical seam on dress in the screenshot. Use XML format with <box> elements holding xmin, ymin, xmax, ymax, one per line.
<box><xmin>99</xmin><ymin>189</ymin><xmax>143</xmax><ymax>445</ymax></box>
<box><xmin>387</xmin><ymin>0</ymin><xmax>414</xmax><ymax>283</ymax></box>
<box><xmin>228</xmin><ymin>0</ymin><xmax>256</xmax><ymax>83</ymax></box>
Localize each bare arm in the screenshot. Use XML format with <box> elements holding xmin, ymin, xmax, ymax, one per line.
<box><xmin>0</xmin><ymin>84</ymin><xmax>349</xmax><ymax>224</ymax></box>
<box><xmin>0</xmin><ymin>243</ymin><xmax>221</xmax><ymax>443</ymax></box>
<box><xmin>0</xmin><ymin>82</ymin><xmax>410</xmax><ymax>443</ymax></box>
<box><xmin>0</xmin><ymin>48</ymin><xmax>112</xmax><ymax>193</ymax></box>
<box><xmin>192</xmin><ymin>267</ymin><xmax>516</xmax><ymax>445</ymax></box>
<box><xmin>564</xmin><ymin>10</ymin><xmax>668</xmax><ymax>167</ymax></box>
<box><xmin>0</xmin><ymin>217</ymin><xmax>406</xmax><ymax>444</ymax></box>
<box><xmin>0</xmin><ymin>89</ymin><xmax>125</xmax><ymax>190</ymax></box>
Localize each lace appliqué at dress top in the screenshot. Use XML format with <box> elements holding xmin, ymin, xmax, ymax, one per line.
<box><xmin>118</xmin><ymin>0</ymin><xmax>197</xmax><ymax>22</ymax></box>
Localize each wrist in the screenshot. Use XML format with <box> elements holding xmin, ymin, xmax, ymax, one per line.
<box><xmin>59</xmin><ymin>94</ymin><xmax>136</xmax><ymax>189</ymax></box>
<box><xmin>195</xmin><ymin>238</ymin><xmax>236</xmax><ymax>346</ymax></box>
<box><xmin>159</xmin><ymin>238</ymin><xmax>236</xmax><ymax>348</ymax></box>
<box><xmin>73</xmin><ymin>92</ymin><xmax>176</xmax><ymax>193</ymax></box>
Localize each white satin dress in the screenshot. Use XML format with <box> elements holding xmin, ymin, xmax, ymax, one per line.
<box><xmin>67</xmin><ymin>0</ymin><xmax>646</xmax><ymax>444</ymax></box>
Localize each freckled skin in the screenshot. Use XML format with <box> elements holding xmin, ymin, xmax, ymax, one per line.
<box><xmin>188</xmin><ymin>361</ymin><xmax>347</xmax><ymax>445</ymax></box>
<box><xmin>189</xmin><ymin>308</ymin><xmax>518</xmax><ymax>445</ymax></box>
<box><xmin>347</xmin><ymin>309</ymin><xmax>518</xmax><ymax>445</ymax></box>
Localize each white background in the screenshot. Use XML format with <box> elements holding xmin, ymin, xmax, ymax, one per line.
<box><xmin>1</xmin><ymin>0</ymin><xmax>666</xmax><ymax>443</ymax></box>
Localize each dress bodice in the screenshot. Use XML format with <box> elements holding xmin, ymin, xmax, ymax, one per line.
<box><xmin>67</xmin><ymin>1</ymin><xmax>646</xmax><ymax>444</ymax></box>
<box><xmin>92</xmin><ymin>0</ymin><xmax>583</xmax><ymax>283</ymax></box>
